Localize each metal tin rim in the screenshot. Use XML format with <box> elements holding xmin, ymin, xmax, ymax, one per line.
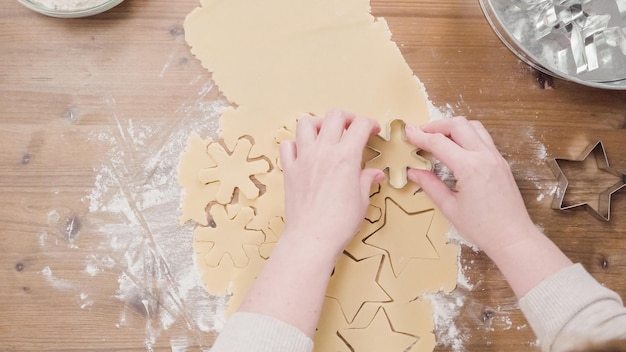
<box><xmin>17</xmin><ymin>0</ymin><xmax>124</xmax><ymax>18</ymax></box>
<box><xmin>478</xmin><ymin>0</ymin><xmax>626</xmax><ymax>90</ymax></box>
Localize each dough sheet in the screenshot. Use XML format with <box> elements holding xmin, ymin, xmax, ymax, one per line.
<box><xmin>180</xmin><ymin>0</ymin><xmax>459</xmax><ymax>350</ymax></box>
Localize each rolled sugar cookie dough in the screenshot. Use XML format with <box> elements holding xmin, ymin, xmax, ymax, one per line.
<box><xmin>180</xmin><ymin>0</ymin><xmax>460</xmax><ymax>351</ymax></box>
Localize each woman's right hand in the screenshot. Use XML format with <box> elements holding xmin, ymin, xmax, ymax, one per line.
<box><xmin>405</xmin><ymin>117</ymin><xmax>536</xmax><ymax>254</ymax></box>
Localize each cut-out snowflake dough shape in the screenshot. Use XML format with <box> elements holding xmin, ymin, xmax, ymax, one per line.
<box><xmin>259</xmin><ymin>216</ymin><xmax>284</xmax><ymax>259</ymax></box>
<box><xmin>224</xmin><ymin>244</ymin><xmax>266</xmax><ymax>316</ymax></box>
<box><xmin>365</xmin><ymin>119</ymin><xmax>431</xmax><ymax>189</ymax></box>
<box><xmin>178</xmin><ymin>132</ymin><xmax>219</xmax><ymax>225</ymax></box>
<box><xmin>198</xmin><ymin>137</ymin><xmax>270</xmax><ymax>204</ymax></box>
<box><xmin>365</xmin><ymin>198</ymin><xmax>438</xmax><ymax>277</ymax></box>
<box><xmin>194</xmin><ymin>205</ymin><xmax>264</xmax><ymax>268</ymax></box>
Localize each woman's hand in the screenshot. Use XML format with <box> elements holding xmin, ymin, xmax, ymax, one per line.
<box><xmin>279</xmin><ymin>109</ymin><xmax>384</xmax><ymax>256</ymax></box>
<box><xmin>405</xmin><ymin>117</ymin><xmax>535</xmax><ymax>254</ymax></box>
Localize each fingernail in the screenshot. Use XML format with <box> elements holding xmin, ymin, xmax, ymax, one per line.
<box><xmin>406</xmin><ymin>123</ymin><xmax>416</xmax><ymax>133</ymax></box>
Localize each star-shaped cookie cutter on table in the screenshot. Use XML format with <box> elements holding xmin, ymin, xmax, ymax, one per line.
<box><xmin>548</xmin><ymin>141</ymin><xmax>626</xmax><ymax>221</ymax></box>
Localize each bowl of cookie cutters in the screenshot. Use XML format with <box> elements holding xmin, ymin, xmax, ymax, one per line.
<box><xmin>18</xmin><ymin>0</ymin><xmax>124</xmax><ymax>18</ymax></box>
<box><xmin>479</xmin><ymin>0</ymin><xmax>626</xmax><ymax>89</ymax></box>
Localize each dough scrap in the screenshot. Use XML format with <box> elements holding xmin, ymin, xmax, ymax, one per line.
<box><xmin>182</xmin><ymin>0</ymin><xmax>460</xmax><ymax>350</ymax></box>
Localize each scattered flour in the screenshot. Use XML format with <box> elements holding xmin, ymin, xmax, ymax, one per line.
<box><xmin>447</xmin><ymin>225</ymin><xmax>480</xmax><ymax>254</ymax></box>
<box><xmin>40</xmin><ymin>266</ymin><xmax>78</xmax><ymax>290</ymax></box>
<box><xmin>79</xmin><ymin>292</ymin><xmax>94</xmax><ymax>310</ymax></box>
<box><xmin>77</xmin><ymin>80</ymin><xmax>229</xmax><ymax>350</ymax></box>
<box><xmin>426</xmin><ymin>289</ymin><xmax>468</xmax><ymax>352</ymax></box>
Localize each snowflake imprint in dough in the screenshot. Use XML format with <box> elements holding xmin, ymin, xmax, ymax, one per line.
<box><xmin>194</xmin><ymin>205</ymin><xmax>264</xmax><ymax>268</ymax></box>
<box><xmin>198</xmin><ymin>137</ymin><xmax>270</xmax><ymax>204</ymax></box>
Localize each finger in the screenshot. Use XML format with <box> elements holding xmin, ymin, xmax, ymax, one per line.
<box><xmin>405</xmin><ymin>123</ymin><xmax>466</xmax><ymax>172</ymax></box>
<box><xmin>279</xmin><ymin>140</ymin><xmax>297</xmax><ymax>171</ymax></box>
<box><xmin>407</xmin><ymin>168</ymin><xmax>457</xmax><ymax>216</ymax></box>
<box><xmin>342</xmin><ymin>116</ymin><xmax>381</xmax><ymax>153</ymax></box>
<box><xmin>419</xmin><ymin>116</ymin><xmax>486</xmax><ymax>151</ymax></box>
<box><xmin>296</xmin><ymin>116</ymin><xmax>323</xmax><ymax>150</ymax></box>
<box><xmin>317</xmin><ymin>109</ymin><xmax>354</xmax><ymax>143</ymax></box>
<box><xmin>469</xmin><ymin>120</ymin><xmax>498</xmax><ymax>153</ymax></box>
<box><xmin>360</xmin><ymin>168</ymin><xmax>385</xmax><ymax>202</ymax></box>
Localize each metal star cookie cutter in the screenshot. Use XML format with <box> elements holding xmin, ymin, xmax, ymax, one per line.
<box><xmin>548</xmin><ymin>141</ymin><xmax>626</xmax><ymax>221</ymax></box>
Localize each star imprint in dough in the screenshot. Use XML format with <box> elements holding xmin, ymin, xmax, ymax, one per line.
<box><xmin>339</xmin><ymin>307</ymin><xmax>418</xmax><ymax>352</ymax></box>
<box><xmin>326</xmin><ymin>254</ymin><xmax>391</xmax><ymax>323</ymax></box>
<box><xmin>365</xmin><ymin>198</ymin><xmax>438</xmax><ymax>277</ymax></box>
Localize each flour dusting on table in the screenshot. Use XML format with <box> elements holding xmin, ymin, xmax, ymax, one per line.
<box><xmin>80</xmin><ymin>80</ymin><xmax>228</xmax><ymax>350</ymax></box>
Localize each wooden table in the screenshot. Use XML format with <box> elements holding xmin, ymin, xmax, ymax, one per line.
<box><xmin>1</xmin><ymin>0</ymin><xmax>625</xmax><ymax>350</ymax></box>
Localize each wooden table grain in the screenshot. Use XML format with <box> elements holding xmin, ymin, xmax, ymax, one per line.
<box><xmin>1</xmin><ymin>0</ymin><xmax>625</xmax><ymax>351</ymax></box>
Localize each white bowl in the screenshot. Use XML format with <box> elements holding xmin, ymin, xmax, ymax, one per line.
<box><xmin>18</xmin><ymin>0</ymin><xmax>124</xmax><ymax>18</ymax></box>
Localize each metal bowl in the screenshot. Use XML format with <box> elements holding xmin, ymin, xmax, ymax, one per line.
<box><xmin>17</xmin><ymin>0</ymin><xmax>124</xmax><ymax>18</ymax></box>
<box><xmin>479</xmin><ymin>0</ymin><xmax>626</xmax><ymax>89</ymax></box>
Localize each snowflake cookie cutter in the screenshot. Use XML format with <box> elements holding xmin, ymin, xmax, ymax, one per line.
<box><xmin>548</xmin><ymin>140</ymin><xmax>626</xmax><ymax>221</ymax></box>
<box><xmin>365</xmin><ymin>119</ymin><xmax>432</xmax><ymax>189</ymax></box>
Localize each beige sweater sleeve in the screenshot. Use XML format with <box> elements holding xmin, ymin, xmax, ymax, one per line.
<box><xmin>209</xmin><ymin>312</ymin><xmax>314</xmax><ymax>352</ymax></box>
<box><xmin>519</xmin><ymin>263</ymin><xmax>626</xmax><ymax>352</ymax></box>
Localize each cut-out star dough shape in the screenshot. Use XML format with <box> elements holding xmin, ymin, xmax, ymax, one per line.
<box><xmin>384</xmin><ymin>300</ymin><xmax>436</xmax><ymax>352</ymax></box>
<box><xmin>314</xmin><ymin>298</ymin><xmax>352</xmax><ymax>352</ymax></box>
<box><xmin>365</xmin><ymin>198</ymin><xmax>438</xmax><ymax>277</ymax></box>
<box><xmin>378</xmin><ymin>210</ymin><xmax>458</xmax><ymax>302</ymax></box>
<box><xmin>194</xmin><ymin>205</ymin><xmax>264</xmax><ymax>268</ymax></box>
<box><xmin>370</xmin><ymin>180</ymin><xmax>436</xmax><ymax>215</ymax></box>
<box><xmin>326</xmin><ymin>254</ymin><xmax>391</xmax><ymax>323</ymax></box>
<box><xmin>198</xmin><ymin>137</ymin><xmax>270</xmax><ymax>204</ymax></box>
<box><xmin>365</xmin><ymin>119</ymin><xmax>431</xmax><ymax>189</ymax></box>
<box><xmin>339</xmin><ymin>307</ymin><xmax>418</xmax><ymax>352</ymax></box>
<box><xmin>345</xmin><ymin>218</ymin><xmax>386</xmax><ymax>261</ymax></box>
<box><xmin>549</xmin><ymin>141</ymin><xmax>626</xmax><ymax>221</ymax></box>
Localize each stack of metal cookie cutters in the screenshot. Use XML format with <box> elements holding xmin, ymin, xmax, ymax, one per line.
<box><xmin>480</xmin><ymin>0</ymin><xmax>626</xmax><ymax>89</ymax></box>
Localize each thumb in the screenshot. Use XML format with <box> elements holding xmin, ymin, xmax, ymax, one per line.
<box><xmin>407</xmin><ymin>168</ymin><xmax>456</xmax><ymax>216</ymax></box>
<box><xmin>360</xmin><ymin>168</ymin><xmax>385</xmax><ymax>201</ymax></box>
<box><xmin>279</xmin><ymin>141</ymin><xmax>297</xmax><ymax>171</ymax></box>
